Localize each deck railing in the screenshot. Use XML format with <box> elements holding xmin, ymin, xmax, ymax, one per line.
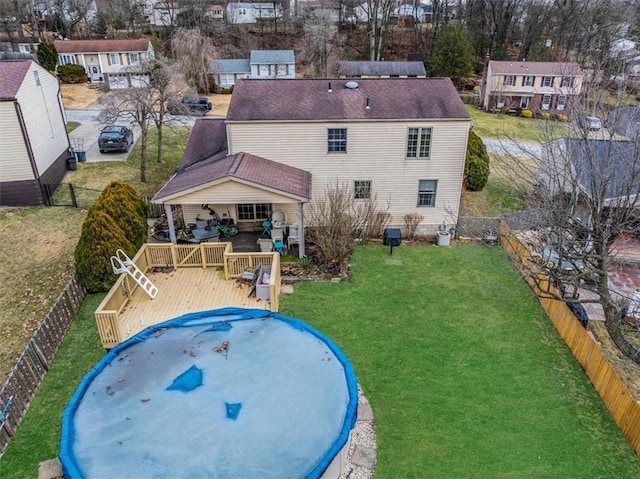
<box><xmin>499</xmin><ymin>220</ymin><xmax>640</xmax><ymax>455</ymax></box>
<box><xmin>95</xmin><ymin>243</ymin><xmax>280</xmax><ymax>349</ymax></box>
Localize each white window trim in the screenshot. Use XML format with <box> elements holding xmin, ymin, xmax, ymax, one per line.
<box><xmin>406</xmin><ymin>127</ymin><xmax>432</xmax><ymax>159</ymax></box>
<box><xmin>541</xmin><ymin>94</ymin><xmax>551</xmax><ymax>110</ymax></box>
<box><xmin>354</xmin><ymin>180</ymin><xmax>372</xmax><ymax>200</ymax></box>
<box><xmin>557</xmin><ymin>94</ymin><xmax>567</xmax><ymax>111</ymax></box>
<box><xmin>417</xmin><ymin>179</ymin><xmax>437</xmax><ymax>207</ymax></box>
<box><xmin>524</xmin><ymin>76</ymin><xmax>533</xmax><ymax>86</ymax></box>
<box><xmin>328</xmin><ymin>128</ymin><xmax>347</xmax><ymax>153</ymax></box>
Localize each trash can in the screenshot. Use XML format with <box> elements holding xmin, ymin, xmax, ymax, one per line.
<box><xmin>75</xmin><ymin>150</ymin><xmax>87</xmax><ymax>162</ymax></box>
<box><xmin>66</xmin><ymin>156</ymin><xmax>77</xmax><ymax>171</ymax></box>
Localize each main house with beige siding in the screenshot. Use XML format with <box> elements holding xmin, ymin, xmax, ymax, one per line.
<box><xmin>54</xmin><ymin>38</ymin><xmax>154</xmax><ymax>89</ymax></box>
<box><xmin>153</xmin><ymin>78</ymin><xmax>471</xmax><ymax>254</ymax></box>
<box><xmin>0</xmin><ymin>59</ymin><xmax>70</xmax><ymax>206</ymax></box>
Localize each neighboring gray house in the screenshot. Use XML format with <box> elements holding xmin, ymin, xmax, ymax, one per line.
<box><xmin>539</xmin><ymin>138</ymin><xmax>640</xmax><ymax>206</ymax></box>
<box><xmin>209</xmin><ymin>50</ymin><xmax>295</xmax><ymax>89</ymax></box>
<box><xmin>338</xmin><ymin>61</ymin><xmax>426</xmax><ymax>78</ymax></box>
<box><xmin>0</xmin><ymin>59</ymin><xmax>70</xmax><ymax>206</ymax></box>
<box><xmin>607</xmin><ymin>107</ymin><xmax>640</xmax><ymax>140</ymax></box>
<box><xmin>209</xmin><ymin>59</ymin><xmax>251</xmax><ymax>89</ymax></box>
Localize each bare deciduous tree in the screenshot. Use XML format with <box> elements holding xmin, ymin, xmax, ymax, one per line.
<box><xmin>303</xmin><ymin>9</ymin><xmax>339</xmax><ymax>77</ymax></box>
<box><xmin>171</xmin><ymin>28</ymin><xmax>216</xmax><ymax>93</ymax></box>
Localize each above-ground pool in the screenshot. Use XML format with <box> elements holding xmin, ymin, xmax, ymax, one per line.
<box><xmin>60</xmin><ymin>308</ymin><xmax>358</xmax><ymax>478</ymax></box>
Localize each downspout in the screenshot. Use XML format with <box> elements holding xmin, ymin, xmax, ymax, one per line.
<box><xmin>14</xmin><ymin>99</ymin><xmax>46</xmax><ymax>205</ymax></box>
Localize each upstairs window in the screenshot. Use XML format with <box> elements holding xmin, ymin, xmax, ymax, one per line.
<box><xmin>523</xmin><ymin>76</ymin><xmax>534</xmax><ymax>86</ymax></box>
<box><xmin>504</xmin><ymin>75</ymin><xmax>515</xmax><ymax>86</ymax></box>
<box><xmin>407</xmin><ymin>127</ymin><xmax>432</xmax><ymax>159</ymax></box>
<box><xmin>328</xmin><ymin>128</ymin><xmax>347</xmax><ymax>153</ymax></box>
<box><xmin>543</xmin><ymin>76</ymin><xmax>553</xmax><ymax>87</ymax></box>
<box><xmin>109</xmin><ymin>53</ymin><xmax>120</xmax><ymax>65</ymax></box>
<box><xmin>561</xmin><ymin>76</ymin><xmax>572</xmax><ymax>87</ymax></box>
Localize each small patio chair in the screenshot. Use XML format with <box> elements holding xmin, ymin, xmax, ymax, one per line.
<box><xmin>261</xmin><ymin>220</ymin><xmax>272</xmax><ymax>236</ymax></box>
<box><xmin>274</xmin><ymin>240</ymin><xmax>286</xmax><ymax>256</ymax></box>
<box><xmin>287</xmin><ymin>224</ymin><xmax>300</xmax><ymax>249</ymax></box>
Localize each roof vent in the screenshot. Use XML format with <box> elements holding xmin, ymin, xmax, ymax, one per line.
<box><xmin>345</xmin><ymin>81</ymin><xmax>359</xmax><ymax>90</ymax></box>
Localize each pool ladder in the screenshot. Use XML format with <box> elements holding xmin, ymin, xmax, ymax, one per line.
<box><xmin>110</xmin><ymin>249</ymin><xmax>158</xmax><ymax>299</ymax></box>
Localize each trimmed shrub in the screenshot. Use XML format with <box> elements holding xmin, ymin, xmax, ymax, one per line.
<box><xmin>558</xmin><ymin>113</ymin><xmax>569</xmax><ymax>122</ymax></box>
<box><xmin>93</xmin><ymin>181</ymin><xmax>148</xmax><ymax>250</ymax></box>
<box><xmin>464</xmin><ymin>130</ymin><xmax>490</xmax><ymax>191</ymax></box>
<box><xmin>75</xmin><ymin>210</ymin><xmax>134</xmax><ymax>293</ymax></box>
<box><xmin>521</xmin><ymin>109</ymin><xmax>534</xmax><ymax>118</ymax></box>
<box><xmin>75</xmin><ymin>181</ymin><xmax>148</xmax><ymax>293</ymax></box>
<box><xmin>540</xmin><ymin>112</ymin><xmax>551</xmax><ymax>120</ymax></box>
<box><xmin>58</xmin><ymin>64</ymin><xmax>87</xmax><ymax>83</ymax></box>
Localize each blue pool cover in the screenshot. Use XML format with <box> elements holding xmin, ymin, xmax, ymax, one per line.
<box><xmin>60</xmin><ymin>308</ymin><xmax>358</xmax><ymax>478</ymax></box>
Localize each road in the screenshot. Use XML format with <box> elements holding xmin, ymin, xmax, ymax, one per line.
<box><xmin>482</xmin><ymin>138</ymin><xmax>543</xmax><ymax>157</ymax></box>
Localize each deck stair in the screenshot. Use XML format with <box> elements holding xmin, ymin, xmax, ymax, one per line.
<box><xmin>110</xmin><ymin>249</ymin><xmax>158</xmax><ymax>299</ymax></box>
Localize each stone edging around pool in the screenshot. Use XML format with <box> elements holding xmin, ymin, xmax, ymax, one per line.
<box><xmin>340</xmin><ymin>385</ymin><xmax>376</xmax><ymax>479</ymax></box>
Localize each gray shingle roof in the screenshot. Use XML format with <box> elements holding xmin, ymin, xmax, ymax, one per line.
<box><xmin>607</xmin><ymin>107</ymin><xmax>640</xmax><ymax>139</ymax></box>
<box><xmin>565</xmin><ymin>138</ymin><xmax>640</xmax><ymax>200</ymax></box>
<box><xmin>226</xmin><ymin>78</ymin><xmax>469</xmax><ymax>121</ymax></box>
<box><xmin>153</xmin><ymin>151</ymin><xmax>311</xmax><ymax>202</ymax></box>
<box><xmin>209</xmin><ymin>59</ymin><xmax>250</xmax><ymax>74</ymax></box>
<box><xmin>250</xmin><ymin>50</ymin><xmax>294</xmax><ymax>64</ymax></box>
<box><xmin>339</xmin><ymin>61</ymin><xmax>426</xmax><ymax>77</ymax></box>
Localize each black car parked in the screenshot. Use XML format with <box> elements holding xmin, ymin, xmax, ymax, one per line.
<box><xmin>168</xmin><ymin>96</ymin><xmax>212</xmax><ymax>116</ymax></box>
<box><xmin>98</xmin><ymin>126</ymin><xmax>134</xmax><ymax>153</ymax></box>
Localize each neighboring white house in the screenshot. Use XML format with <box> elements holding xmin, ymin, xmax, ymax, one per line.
<box><xmin>480</xmin><ymin>60</ymin><xmax>584</xmax><ymax>114</ymax></box>
<box><xmin>153</xmin><ymin>78</ymin><xmax>471</xmax><ymax>251</ymax></box>
<box><xmin>0</xmin><ymin>59</ymin><xmax>70</xmax><ymax>206</ymax></box>
<box><xmin>338</xmin><ymin>60</ymin><xmax>426</xmax><ymax>78</ymax></box>
<box><xmin>209</xmin><ymin>50</ymin><xmax>295</xmax><ymax>89</ymax></box>
<box><xmin>227</xmin><ymin>2</ymin><xmax>283</xmax><ymax>24</ymax></box>
<box><xmin>54</xmin><ymin>38</ymin><xmax>155</xmax><ymax>88</ymax></box>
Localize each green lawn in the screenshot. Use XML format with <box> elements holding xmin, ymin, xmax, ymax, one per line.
<box><xmin>65</xmin><ymin>121</ymin><xmax>80</xmax><ymax>133</ymax></box>
<box><xmin>5</xmin><ymin>246</ymin><xmax>639</xmax><ymax>478</ymax></box>
<box><xmin>466</xmin><ymin>104</ymin><xmax>568</xmax><ymax>142</ymax></box>
<box><xmin>63</xmin><ymin>126</ymin><xmax>190</xmax><ymax>196</ymax></box>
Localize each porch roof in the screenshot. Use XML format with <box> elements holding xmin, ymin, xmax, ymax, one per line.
<box><xmin>153</xmin><ymin>151</ymin><xmax>311</xmax><ymax>202</ymax></box>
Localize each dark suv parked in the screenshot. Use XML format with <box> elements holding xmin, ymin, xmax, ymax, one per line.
<box><xmin>98</xmin><ymin>125</ymin><xmax>134</xmax><ymax>153</ymax></box>
<box><xmin>168</xmin><ymin>96</ymin><xmax>212</xmax><ymax>116</ymax></box>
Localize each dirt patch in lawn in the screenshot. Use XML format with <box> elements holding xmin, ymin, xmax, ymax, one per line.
<box><xmin>60</xmin><ymin>84</ymin><xmax>101</xmax><ymax>110</ymax></box>
<box><xmin>205</xmin><ymin>93</ymin><xmax>232</xmax><ymax>117</ymax></box>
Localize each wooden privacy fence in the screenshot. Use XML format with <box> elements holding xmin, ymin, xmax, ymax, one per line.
<box><xmin>499</xmin><ymin>220</ymin><xmax>640</xmax><ymax>455</ymax></box>
<box><xmin>0</xmin><ymin>277</ymin><xmax>85</xmax><ymax>456</ymax></box>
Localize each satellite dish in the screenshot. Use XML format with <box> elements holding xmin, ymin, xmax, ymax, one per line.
<box><xmin>345</xmin><ymin>81</ymin><xmax>359</xmax><ymax>90</ymax></box>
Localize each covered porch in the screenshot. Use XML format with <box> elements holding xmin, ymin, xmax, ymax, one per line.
<box><xmin>95</xmin><ymin>242</ymin><xmax>281</xmax><ymax>349</ymax></box>
<box><xmin>152</xmin><ymin>151</ymin><xmax>311</xmax><ymax>258</ymax></box>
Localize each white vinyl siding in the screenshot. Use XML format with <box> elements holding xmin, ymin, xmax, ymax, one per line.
<box><xmin>170</xmin><ymin>180</ymin><xmax>301</xmax><ymax>205</ymax></box>
<box><xmin>0</xmin><ymin>102</ymin><xmax>32</xmax><ymax>181</ymax></box>
<box><xmin>226</xmin><ymin>120</ymin><xmax>470</xmax><ymax>228</ymax></box>
<box><xmin>14</xmin><ymin>63</ymin><xmax>69</xmax><ymax>176</ymax></box>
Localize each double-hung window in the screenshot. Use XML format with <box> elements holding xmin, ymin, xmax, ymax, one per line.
<box><xmin>523</xmin><ymin>75</ymin><xmax>534</xmax><ymax>86</ymax></box>
<box><xmin>561</xmin><ymin>76</ymin><xmax>572</xmax><ymax>87</ymax></box>
<box><xmin>328</xmin><ymin>128</ymin><xmax>347</xmax><ymax>153</ymax></box>
<box><xmin>557</xmin><ymin>94</ymin><xmax>567</xmax><ymax>111</ymax></box>
<box><xmin>417</xmin><ymin>180</ymin><xmax>437</xmax><ymax>207</ymax></box>
<box><xmin>237</xmin><ymin>203</ymin><xmax>272</xmax><ymax>222</ymax></box>
<box><xmin>541</xmin><ymin>94</ymin><xmax>551</xmax><ymax>110</ymax></box>
<box><xmin>109</xmin><ymin>53</ymin><xmax>120</xmax><ymax>65</ymax></box>
<box><xmin>354</xmin><ymin>180</ymin><xmax>372</xmax><ymax>200</ymax></box>
<box><xmin>504</xmin><ymin>75</ymin><xmax>515</xmax><ymax>86</ymax></box>
<box><xmin>407</xmin><ymin>127</ymin><xmax>432</xmax><ymax>159</ymax></box>
<box><xmin>543</xmin><ymin>76</ymin><xmax>553</xmax><ymax>87</ymax></box>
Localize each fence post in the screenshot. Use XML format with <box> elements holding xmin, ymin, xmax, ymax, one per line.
<box><xmin>69</xmin><ymin>184</ymin><xmax>78</xmax><ymax>209</ymax></box>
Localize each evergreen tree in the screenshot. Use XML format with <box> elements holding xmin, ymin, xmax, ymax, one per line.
<box><xmin>36</xmin><ymin>41</ymin><xmax>58</xmax><ymax>72</ymax></box>
<box><xmin>464</xmin><ymin>131</ymin><xmax>490</xmax><ymax>191</ymax></box>
<box><xmin>429</xmin><ymin>23</ymin><xmax>473</xmax><ymax>87</ymax></box>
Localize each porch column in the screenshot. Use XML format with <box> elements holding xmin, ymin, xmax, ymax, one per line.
<box><xmin>297</xmin><ymin>202</ymin><xmax>305</xmax><ymax>258</ymax></box>
<box><xmin>165</xmin><ymin>204</ymin><xmax>177</xmax><ymax>244</ymax></box>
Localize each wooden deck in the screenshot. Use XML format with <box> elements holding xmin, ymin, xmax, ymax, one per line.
<box><xmin>115</xmin><ymin>268</ymin><xmax>269</xmax><ymax>341</ymax></box>
<box><xmin>95</xmin><ymin>243</ymin><xmax>280</xmax><ymax>348</ymax></box>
